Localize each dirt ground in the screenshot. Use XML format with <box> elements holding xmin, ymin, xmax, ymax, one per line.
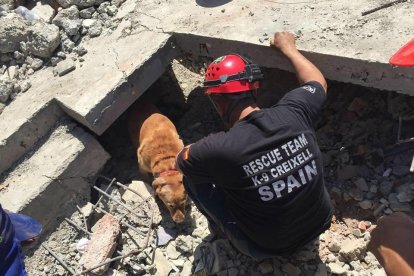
<box><xmin>24</xmin><ymin>56</ymin><xmax>414</xmax><ymax>275</ymax></box>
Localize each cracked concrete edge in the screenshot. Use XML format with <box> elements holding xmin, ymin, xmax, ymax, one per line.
<box><xmin>174</xmin><ymin>33</ymin><xmax>414</xmax><ymax>96</ymax></box>
<box><xmin>0</xmin><ymin>99</ymin><xmax>64</xmax><ymax>176</ymax></box>
<box><xmin>0</xmin><ymin>122</ymin><xmax>110</xmax><ymax>233</ymax></box>
<box><xmin>56</xmin><ymin>35</ymin><xmax>180</xmax><ymax>135</ymax></box>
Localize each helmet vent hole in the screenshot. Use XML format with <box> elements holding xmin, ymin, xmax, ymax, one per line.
<box><xmin>216</xmin><ymin>68</ymin><xmax>220</xmax><ymax>71</ymax></box>
<box><xmin>212</xmin><ymin>73</ymin><xmax>215</xmax><ymax>77</ymax></box>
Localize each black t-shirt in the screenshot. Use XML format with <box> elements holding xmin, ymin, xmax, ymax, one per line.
<box><xmin>177</xmin><ymin>81</ymin><xmax>333</xmax><ymax>254</ymax></box>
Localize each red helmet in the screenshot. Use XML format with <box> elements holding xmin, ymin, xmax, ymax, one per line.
<box><xmin>203</xmin><ymin>54</ymin><xmax>263</xmax><ymax>94</ymax></box>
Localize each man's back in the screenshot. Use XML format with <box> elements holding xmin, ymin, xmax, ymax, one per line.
<box><xmin>178</xmin><ymin>81</ymin><xmax>333</xmax><ymax>254</ymax></box>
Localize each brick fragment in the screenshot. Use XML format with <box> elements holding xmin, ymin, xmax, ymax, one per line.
<box><xmin>80</xmin><ymin>214</ymin><xmax>120</xmax><ymax>274</ymax></box>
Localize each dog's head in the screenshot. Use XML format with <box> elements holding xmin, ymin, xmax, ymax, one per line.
<box><xmin>152</xmin><ymin>173</ymin><xmax>187</xmax><ymax>223</ymax></box>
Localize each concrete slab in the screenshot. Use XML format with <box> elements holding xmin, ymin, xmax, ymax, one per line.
<box><xmin>0</xmin><ymin>99</ymin><xmax>64</xmax><ymax>175</ymax></box>
<box><xmin>55</xmin><ymin>31</ymin><xmax>178</xmax><ymax>135</ymax></box>
<box><xmin>133</xmin><ymin>0</ymin><xmax>414</xmax><ymax>95</ymax></box>
<box><xmin>0</xmin><ymin>121</ymin><xmax>110</xmax><ymax>231</ymax></box>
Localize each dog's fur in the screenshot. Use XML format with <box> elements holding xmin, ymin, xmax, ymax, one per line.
<box><xmin>128</xmin><ymin>101</ymin><xmax>187</xmax><ymax>223</ymax></box>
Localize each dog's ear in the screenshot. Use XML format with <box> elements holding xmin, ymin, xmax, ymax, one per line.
<box><xmin>152</xmin><ymin>177</ymin><xmax>167</xmax><ymax>193</ymax></box>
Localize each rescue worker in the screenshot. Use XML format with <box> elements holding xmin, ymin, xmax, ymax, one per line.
<box><xmin>176</xmin><ymin>32</ymin><xmax>334</xmax><ymax>259</ymax></box>
<box><xmin>0</xmin><ymin>204</ymin><xmax>41</xmax><ymax>276</ymax></box>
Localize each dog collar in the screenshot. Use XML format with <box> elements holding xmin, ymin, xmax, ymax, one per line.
<box><xmin>153</xmin><ymin>169</ymin><xmax>179</xmax><ymax>178</ymax></box>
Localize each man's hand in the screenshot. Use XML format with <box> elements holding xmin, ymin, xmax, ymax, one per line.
<box><xmin>269</xmin><ymin>31</ymin><xmax>327</xmax><ymax>92</ymax></box>
<box><xmin>368</xmin><ymin>212</ymin><xmax>414</xmax><ymax>276</ymax></box>
<box><xmin>270</xmin><ymin>32</ymin><xmax>298</xmax><ymax>56</ymax></box>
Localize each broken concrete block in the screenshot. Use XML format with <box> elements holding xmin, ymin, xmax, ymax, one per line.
<box><xmin>154</xmin><ymin>248</ymin><xmax>172</xmax><ymax>276</ymax></box>
<box><xmin>27</xmin><ymin>22</ymin><xmax>60</xmax><ymax>58</ymax></box>
<box><xmin>122</xmin><ymin>180</ymin><xmax>154</xmax><ymax>203</ymax></box>
<box><xmin>0</xmin><ymin>14</ymin><xmax>28</xmax><ymax>54</ymax></box>
<box><xmin>0</xmin><ymin>77</ymin><xmax>13</xmax><ymax>103</ymax></box>
<box><xmin>56</xmin><ymin>60</ymin><xmax>76</xmax><ymax>76</ymax></box>
<box><xmin>32</xmin><ymin>2</ymin><xmax>56</xmax><ymax>23</ymax></box>
<box><xmin>81</xmin><ymin>214</ymin><xmax>121</xmax><ymax>274</ymax></box>
<box><xmin>339</xmin><ymin>238</ymin><xmax>366</xmax><ymax>262</ymax></box>
<box><xmin>52</xmin><ymin>6</ymin><xmax>81</xmax><ymax>36</ymax></box>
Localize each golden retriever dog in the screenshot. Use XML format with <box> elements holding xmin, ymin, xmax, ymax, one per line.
<box><xmin>128</xmin><ymin>101</ymin><xmax>187</xmax><ymax>223</ymax></box>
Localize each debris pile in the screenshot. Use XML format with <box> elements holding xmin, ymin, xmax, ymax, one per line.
<box><xmin>23</xmin><ymin>63</ymin><xmax>413</xmax><ymax>275</ymax></box>
<box><xmin>0</xmin><ymin>0</ymin><xmax>124</xmax><ymax>110</ymax></box>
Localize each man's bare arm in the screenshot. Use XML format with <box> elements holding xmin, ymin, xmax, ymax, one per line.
<box><xmin>270</xmin><ymin>32</ymin><xmax>327</xmax><ymax>93</ymax></box>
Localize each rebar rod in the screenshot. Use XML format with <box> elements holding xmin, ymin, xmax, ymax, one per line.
<box><xmin>94</xmin><ymin>177</ymin><xmax>116</xmax><ymax>208</ymax></box>
<box><xmin>65</xmin><ymin>218</ymin><xmax>92</xmax><ymax>235</ymax></box>
<box><xmin>362</xmin><ymin>0</ymin><xmax>407</xmax><ymax>16</ymax></box>
<box><xmin>42</xmin><ymin>244</ymin><xmax>75</xmax><ymax>275</ymax></box>
<box><xmin>76</xmin><ymin>205</ymin><xmax>88</xmax><ymax>234</ymax></box>
<box><xmin>92</xmin><ymin>186</ymin><xmax>146</xmax><ymax>219</ymax></box>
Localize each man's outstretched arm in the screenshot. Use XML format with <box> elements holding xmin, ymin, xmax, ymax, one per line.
<box><xmin>270</xmin><ymin>32</ymin><xmax>327</xmax><ymax>93</ymax></box>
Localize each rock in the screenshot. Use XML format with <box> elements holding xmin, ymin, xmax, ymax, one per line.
<box><xmin>369</xmin><ymin>185</ymin><xmax>378</xmax><ymax>194</ymax></box>
<box><xmin>349</xmin><ymin>188</ymin><xmax>363</xmax><ymax>201</ymax></box>
<box><xmin>20</xmin><ymin>80</ymin><xmax>31</xmax><ymax>92</ymax></box>
<box><xmin>396</xmin><ymin>183</ymin><xmax>414</xmax><ymax>203</ymax></box>
<box><xmin>97</xmin><ymin>2</ymin><xmax>110</xmax><ymax>13</ymax></box>
<box><xmin>61</xmin><ymin>39</ymin><xmax>75</xmax><ymax>53</ymax></box>
<box><xmin>354</xmin><ymin>178</ymin><xmax>368</xmax><ymax>191</ymax></box>
<box><xmin>373</xmin><ymin>204</ymin><xmax>386</xmax><ymax>216</ymax></box>
<box><xmin>32</xmin><ymin>2</ymin><xmax>55</xmax><ymax>23</ymax></box>
<box><xmin>315</xmin><ymin>263</ymin><xmax>328</xmax><ymax>276</ymax></box>
<box><xmin>80</xmin><ymin>214</ymin><xmax>120</xmax><ymax>274</ymax></box>
<box><xmin>326</xmin><ymin>253</ymin><xmax>337</xmax><ymax>263</ymax></box>
<box><xmin>382</xmin><ymin>168</ymin><xmax>392</xmax><ymax>177</ymax></box>
<box><xmin>171</xmin><ymin>258</ymin><xmax>185</xmax><ymax>268</ymax></box>
<box><xmin>0</xmin><ymin>14</ymin><xmax>28</xmax><ymax>54</ymax></box>
<box><xmin>166</xmin><ymin>242</ymin><xmax>181</xmax><ymax>260</ymax></box>
<box><xmin>175</xmin><ymin>235</ymin><xmax>193</xmax><ymax>254</ymax></box>
<box><xmin>328</xmin><ymin>241</ymin><xmax>341</xmax><ymax>253</ymax></box>
<box><xmin>258</xmin><ymin>260</ymin><xmax>273</xmax><ymax>274</ymax></box>
<box><xmin>282</xmin><ymin>263</ymin><xmax>301</xmax><ymax>276</ymax></box>
<box><xmin>154</xmin><ymin>248</ymin><xmax>172</xmax><ymax>276</ymax></box>
<box><xmin>73</xmin><ymin>45</ymin><xmax>87</xmax><ymax>56</ymax></box>
<box><xmin>88</xmin><ymin>20</ymin><xmax>103</xmax><ymax>37</ymax></box>
<box><xmin>122</xmin><ymin>180</ymin><xmax>153</xmax><ymax>202</ymax></box>
<box><xmin>7</xmin><ymin>65</ymin><xmax>18</xmax><ymax>80</ymax></box>
<box><xmin>388</xmin><ymin>193</ymin><xmax>411</xmax><ymax>212</ymax></box>
<box><xmin>79</xmin><ymin>7</ymin><xmax>95</xmax><ymax>19</ymax></box>
<box><xmin>0</xmin><ymin>77</ymin><xmax>13</xmax><ymax>103</ymax></box>
<box><xmin>352</xmin><ymin>229</ymin><xmax>363</xmax><ymax>238</ymax></box>
<box><xmin>358</xmin><ymin>221</ymin><xmax>366</xmax><ymax>232</ymax></box>
<box><xmin>393</xmin><ymin>165</ymin><xmax>409</xmax><ymax>176</ymax></box>
<box><xmin>337</xmin><ymin>165</ymin><xmax>360</xmax><ymax>180</ymax></box>
<box><xmin>339</xmin><ymin>238</ymin><xmax>366</xmax><ymax>262</ymax></box>
<box><xmin>82</xmin><ymin>18</ymin><xmax>96</xmax><ymax>28</ymax></box>
<box><xmin>358</xmin><ymin>200</ymin><xmax>373</xmax><ymax>210</ymax></box>
<box><xmin>27</xmin><ymin>57</ymin><xmax>44</xmax><ymax>70</ymax></box>
<box><xmin>328</xmin><ymin>262</ymin><xmax>346</xmax><ymax>275</ymax></box>
<box><xmin>57</xmin><ymin>0</ymin><xmax>105</xmax><ymax>8</ymax></box>
<box><xmin>106</xmin><ymin>5</ymin><xmax>117</xmax><ymax>16</ymax></box>
<box><xmin>80</xmin><ymin>202</ymin><xmax>94</xmax><ymax>218</ymax></box>
<box><xmin>26</xmin><ymin>22</ymin><xmax>60</xmax><ymax>58</ymax></box>
<box><xmin>380</xmin><ymin>180</ymin><xmax>393</xmax><ymax>195</ymax></box>
<box><xmin>52</xmin><ymin>6</ymin><xmax>82</xmax><ymax>36</ymax></box>
<box><xmin>56</xmin><ymin>60</ymin><xmax>75</xmax><ymax>76</ymax></box>
<box><xmin>180</xmin><ymin>261</ymin><xmax>192</xmax><ymax>276</ymax></box>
